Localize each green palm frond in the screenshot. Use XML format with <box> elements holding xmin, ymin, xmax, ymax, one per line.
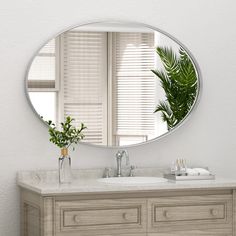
<box><xmin>152</xmin><ymin>46</ymin><xmax>198</xmax><ymax>130</ymax></box>
<box><xmin>156</xmin><ymin>47</ymin><xmax>179</xmax><ymax>76</ymax></box>
<box><xmin>155</xmin><ymin>101</ymin><xmax>177</xmax><ymax>130</ymax></box>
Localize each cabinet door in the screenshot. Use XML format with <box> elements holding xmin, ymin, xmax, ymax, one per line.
<box><xmin>148</xmin><ymin>194</ymin><xmax>232</xmax><ymax>234</ymax></box>
<box><xmin>55</xmin><ymin>198</ymin><xmax>147</xmax><ymax>236</ymax></box>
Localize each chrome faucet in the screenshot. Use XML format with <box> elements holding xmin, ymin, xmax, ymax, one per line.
<box><xmin>116</xmin><ymin>150</ymin><xmax>129</xmax><ymax>177</ymax></box>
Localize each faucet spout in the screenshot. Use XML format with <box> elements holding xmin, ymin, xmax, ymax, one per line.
<box><xmin>116</xmin><ymin>150</ymin><xmax>129</xmax><ymax>177</ymax></box>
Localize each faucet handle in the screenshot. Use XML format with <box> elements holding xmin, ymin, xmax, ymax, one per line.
<box><xmin>122</xmin><ymin>150</ymin><xmax>129</xmax><ymax>166</ymax></box>
<box><xmin>129</xmin><ymin>165</ymin><xmax>136</xmax><ymax>177</ymax></box>
<box><xmin>103</xmin><ymin>167</ymin><xmax>111</xmax><ymax>178</ymax></box>
<box><xmin>126</xmin><ymin>155</ymin><xmax>130</xmax><ymax>166</ymax></box>
<box><xmin>116</xmin><ymin>150</ymin><xmax>123</xmax><ymax>159</ymax></box>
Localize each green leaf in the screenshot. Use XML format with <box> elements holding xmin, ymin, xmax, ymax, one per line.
<box><xmin>152</xmin><ymin>46</ymin><xmax>198</xmax><ymax>129</ymax></box>
<box><xmin>46</xmin><ymin>116</ymin><xmax>87</xmax><ymax>151</ymax></box>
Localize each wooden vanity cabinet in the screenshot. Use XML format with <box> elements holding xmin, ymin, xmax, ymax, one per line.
<box><xmin>21</xmin><ymin>189</ymin><xmax>236</xmax><ymax>236</ymax></box>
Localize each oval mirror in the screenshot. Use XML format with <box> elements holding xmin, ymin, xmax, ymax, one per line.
<box><xmin>26</xmin><ymin>21</ymin><xmax>200</xmax><ymax>147</ymax></box>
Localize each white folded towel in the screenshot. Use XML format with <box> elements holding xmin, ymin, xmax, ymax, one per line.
<box><xmin>193</xmin><ymin>168</ymin><xmax>211</xmax><ymax>176</ymax></box>
<box><xmin>186</xmin><ymin>168</ymin><xmax>199</xmax><ymax>176</ymax></box>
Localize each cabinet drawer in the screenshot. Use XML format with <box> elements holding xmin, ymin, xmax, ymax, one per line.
<box><xmin>64</xmin><ymin>207</ymin><xmax>139</xmax><ymax>227</ymax></box>
<box><xmin>155</xmin><ymin>203</ymin><xmax>225</xmax><ymax>222</ymax></box>
<box><xmin>55</xmin><ymin>198</ymin><xmax>147</xmax><ymax>235</ymax></box>
<box><xmin>148</xmin><ymin>195</ymin><xmax>232</xmax><ymax>233</ymax></box>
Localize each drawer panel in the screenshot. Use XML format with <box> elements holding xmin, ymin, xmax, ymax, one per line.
<box><xmin>55</xmin><ymin>198</ymin><xmax>147</xmax><ymax>235</ymax></box>
<box><xmin>148</xmin><ymin>194</ymin><xmax>232</xmax><ymax>233</ymax></box>
<box><xmin>64</xmin><ymin>207</ymin><xmax>139</xmax><ymax>227</ymax></box>
<box><xmin>155</xmin><ymin>203</ymin><xmax>225</xmax><ymax>222</ymax></box>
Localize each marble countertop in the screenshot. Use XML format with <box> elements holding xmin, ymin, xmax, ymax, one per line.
<box><xmin>17</xmin><ymin>168</ymin><xmax>236</xmax><ymax>196</ymax></box>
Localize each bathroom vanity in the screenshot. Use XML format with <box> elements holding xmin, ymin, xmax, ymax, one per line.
<box><xmin>18</xmin><ymin>168</ymin><xmax>236</xmax><ymax>236</ymax></box>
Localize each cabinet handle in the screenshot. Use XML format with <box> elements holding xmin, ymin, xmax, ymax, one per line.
<box><xmin>163</xmin><ymin>210</ymin><xmax>171</xmax><ymax>218</ymax></box>
<box><xmin>122</xmin><ymin>212</ymin><xmax>129</xmax><ymax>220</ymax></box>
<box><xmin>210</xmin><ymin>209</ymin><xmax>218</xmax><ymax>217</ymax></box>
<box><xmin>73</xmin><ymin>215</ymin><xmax>80</xmax><ymax>223</ymax></box>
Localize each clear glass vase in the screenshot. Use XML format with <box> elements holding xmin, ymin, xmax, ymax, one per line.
<box><xmin>59</xmin><ymin>148</ymin><xmax>72</xmax><ymax>184</ymax></box>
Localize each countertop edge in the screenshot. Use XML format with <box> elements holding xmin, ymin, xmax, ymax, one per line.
<box><xmin>18</xmin><ymin>180</ymin><xmax>236</xmax><ymax>197</ymax></box>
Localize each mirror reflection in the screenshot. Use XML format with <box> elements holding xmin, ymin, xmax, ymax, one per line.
<box><xmin>26</xmin><ymin>22</ymin><xmax>199</xmax><ymax>147</ymax></box>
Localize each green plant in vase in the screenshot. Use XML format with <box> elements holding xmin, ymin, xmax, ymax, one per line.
<box><xmin>46</xmin><ymin>116</ymin><xmax>86</xmax><ymax>183</ymax></box>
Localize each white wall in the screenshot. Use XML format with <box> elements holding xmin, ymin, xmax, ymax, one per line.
<box><xmin>1</xmin><ymin>0</ymin><xmax>236</xmax><ymax>235</ymax></box>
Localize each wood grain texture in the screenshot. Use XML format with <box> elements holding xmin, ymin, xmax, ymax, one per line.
<box><xmin>233</xmin><ymin>190</ymin><xmax>236</xmax><ymax>236</ymax></box>
<box><xmin>42</xmin><ymin>197</ymin><xmax>54</xmax><ymax>236</ymax></box>
<box><xmin>155</xmin><ymin>203</ymin><xmax>225</xmax><ymax>222</ymax></box>
<box><xmin>148</xmin><ymin>194</ymin><xmax>233</xmax><ymax>233</ymax></box>
<box><xmin>23</xmin><ymin>203</ymin><xmax>41</xmax><ymax>236</ymax></box>
<box><xmin>55</xmin><ymin>198</ymin><xmax>147</xmax><ymax>236</ymax></box>
<box><xmin>63</xmin><ymin>207</ymin><xmax>139</xmax><ymax>226</ymax></box>
<box><xmin>21</xmin><ymin>190</ymin><xmax>42</xmax><ymax>236</ymax></box>
<box><xmin>147</xmin><ymin>228</ymin><xmax>232</xmax><ymax>236</ymax></box>
<box><xmin>20</xmin><ymin>188</ymin><xmax>236</xmax><ymax>236</ymax></box>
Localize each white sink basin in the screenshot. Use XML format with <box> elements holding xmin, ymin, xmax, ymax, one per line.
<box><xmin>97</xmin><ymin>177</ymin><xmax>168</xmax><ymax>185</ymax></box>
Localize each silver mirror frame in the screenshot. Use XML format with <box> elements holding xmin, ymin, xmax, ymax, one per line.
<box><xmin>25</xmin><ymin>20</ymin><xmax>202</xmax><ymax>149</ymax></box>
